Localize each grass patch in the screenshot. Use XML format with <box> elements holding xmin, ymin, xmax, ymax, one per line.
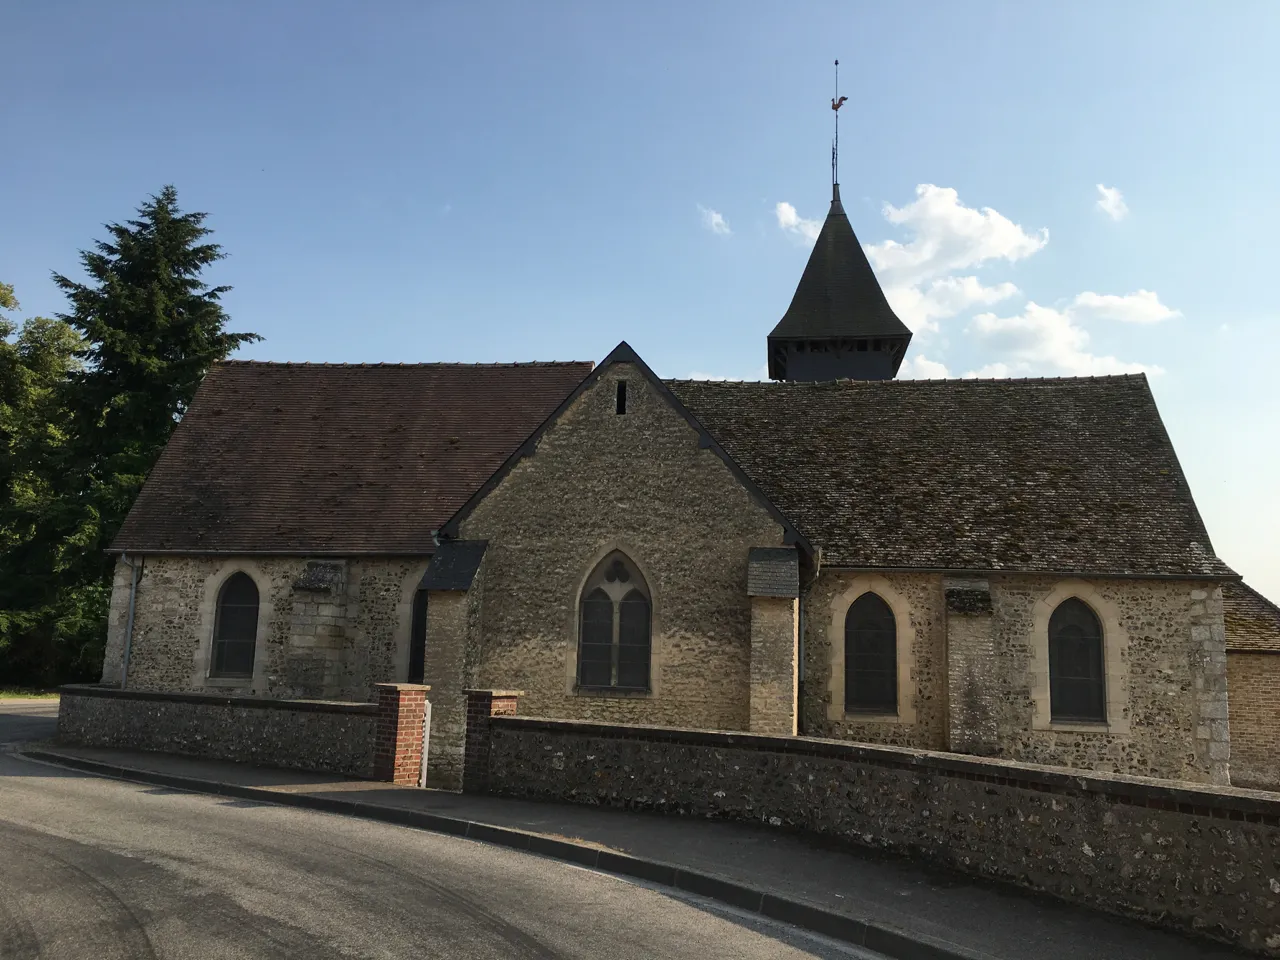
<box><xmin>0</xmin><ymin>688</ymin><xmax>60</xmax><ymax>699</ymax></box>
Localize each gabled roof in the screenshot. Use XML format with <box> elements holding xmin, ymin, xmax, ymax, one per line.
<box><xmin>110</xmin><ymin>360</ymin><xmax>593</xmax><ymax>555</ymax></box>
<box><xmin>669</xmin><ymin>374</ymin><xmax>1233</xmax><ymax>579</ymax></box>
<box><xmin>439</xmin><ymin>342</ymin><xmax>813</xmax><ymax>555</ymax></box>
<box><xmin>1224</xmin><ymin>582</ymin><xmax>1280</xmax><ymax>652</ymax></box>
<box><xmin>768</xmin><ymin>185</ymin><xmax>912</xmax><ymax>344</ymax></box>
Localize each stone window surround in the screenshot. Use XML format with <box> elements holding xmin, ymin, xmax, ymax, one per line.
<box><xmin>191</xmin><ymin>560</ymin><xmax>275</xmax><ymax>693</ymax></box>
<box><xmin>564</xmin><ymin>541</ymin><xmax>663</xmax><ymax>700</ymax></box>
<box><xmin>394</xmin><ymin>564</ymin><xmax>432</xmax><ymax>683</ymax></box>
<box><xmin>1030</xmin><ymin>579</ymin><xmax>1131</xmax><ymax>735</ymax></box>
<box><xmin>826</xmin><ymin>575</ymin><xmax>917</xmax><ymax>725</ymax></box>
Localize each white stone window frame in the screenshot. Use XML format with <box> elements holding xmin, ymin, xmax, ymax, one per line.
<box><xmin>193</xmin><ymin>560</ymin><xmax>274</xmax><ymax>693</ymax></box>
<box><xmin>826</xmin><ymin>575</ymin><xmax>917</xmax><ymax>725</ymax></box>
<box><xmin>565</xmin><ymin>542</ymin><xmax>663</xmax><ymax>699</ymax></box>
<box><xmin>1030</xmin><ymin>579</ymin><xmax>1130</xmax><ymax>735</ymax></box>
<box><xmin>394</xmin><ymin>563</ymin><xmax>432</xmax><ymax>683</ymax></box>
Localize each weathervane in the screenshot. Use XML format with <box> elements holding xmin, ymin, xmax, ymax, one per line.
<box><xmin>831</xmin><ymin>59</ymin><xmax>847</xmax><ymax>190</ymax></box>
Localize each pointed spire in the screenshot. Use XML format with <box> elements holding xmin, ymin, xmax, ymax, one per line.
<box><xmin>767</xmin><ymin>72</ymin><xmax>912</xmax><ymax>381</ymax></box>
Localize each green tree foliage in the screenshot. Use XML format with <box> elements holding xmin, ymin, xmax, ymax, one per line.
<box><xmin>0</xmin><ymin>187</ymin><xmax>259</xmax><ymax>685</ymax></box>
<box><xmin>0</xmin><ymin>289</ymin><xmax>89</xmax><ymax>682</ymax></box>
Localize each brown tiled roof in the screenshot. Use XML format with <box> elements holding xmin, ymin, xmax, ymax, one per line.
<box><xmin>669</xmin><ymin>374</ymin><xmax>1234</xmax><ymax>578</ymax></box>
<box><xmin>111</xmin><ymin>360</ymin><xmax>593</xmax><ymax>554</ymax></box>
<box><xmin>1224</xmin><ymin>582</ymin><xmax>1280</xmax><ymax>652</ymax></box>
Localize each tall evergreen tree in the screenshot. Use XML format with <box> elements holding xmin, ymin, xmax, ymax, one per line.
<box><xmin>0</xmin><ymin>187</ymin><xmax>259</xmax><ymax>685</ymax></box>
<box><xmin>54</xmin><ymin>185</ymin><xmax>260</xmax><ymax>542</ymax></box>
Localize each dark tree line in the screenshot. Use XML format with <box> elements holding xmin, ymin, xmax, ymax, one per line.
<box><xmin>0</xmin><ymin>187</ymin><xmax>259</xmax><ymax>686</ymax></box>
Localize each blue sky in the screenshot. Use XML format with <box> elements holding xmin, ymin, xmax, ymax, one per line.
<box><xmin>3</xmin><ymin>1</ymin><xmax>1278</xmax><ymax>597</ymax></box>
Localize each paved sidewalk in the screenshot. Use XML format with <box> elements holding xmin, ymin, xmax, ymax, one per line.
<box><xmin>19</xmin><ymin>743</ymin><xmax>1250</xmax><ymax>960</ymax></box>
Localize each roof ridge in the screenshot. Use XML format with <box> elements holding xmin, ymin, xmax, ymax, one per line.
<box><xmin>664</xmin><ymin>373</ymin><xmax>1148</xmax><ymax>386</ymax></box>
<box><xmin>216</xmin><ymin>360</ymin><xmax>595</xmax><ymax>369</ymax></box>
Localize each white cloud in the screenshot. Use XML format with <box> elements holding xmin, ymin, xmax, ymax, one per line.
<box><xmin>967</xmin><ymin>301</ymin><xmax>1162</xmax><ymax>377</ymax></box>
<box><xmin>698</xmin><ymin>204</ymin><xmax>731</xmax><ymax>236</ymax></box>
<box><xmin>775</xmin><ymin>202</ymin><xmax>821</xmax><ymax>242</ymax></box>
<box><xmin>768</xmin><ymin>182</ymin><xmax>1166</xmax><ymax>377</ymax></box>
<box><xmin>685</xmin><ymin>363</ymin><xmax>770</xmax><ymax>382</ymax></box>
<box><xmin>1096</xmin><ymin>184</ymin><xmax>1128</xmax><ymax>221</ymax></box>
<box><xmin>885</xmin><ymin>275</ymin><xmax>1020</xmax><ymax>333</ymax></box>
<box><xmin>855</xmin><ymin>185</ymin><xmax>1047</xmax><ymax>334</ymax></box>
<box><xmin>1070</xmin><ymin>289</ymin><xmax>1179</xmax><ymax>324</ymax></box>
<box><xmin>899</xmin><ymin>355</ymin><xmax>951</xmax><ymax>379</ymax></box>
<box><xmin>865</xmin><ymin>184</ymin><xmax>1048</xmax><ymax>282</ymax></box>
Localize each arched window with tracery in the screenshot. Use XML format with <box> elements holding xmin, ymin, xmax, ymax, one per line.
<box><xmin>1048</xmin><ymin>597</ymin><xmax>1106</xmax><ymax>722</ymax></box>
<box><xmin>578</xmin><ymin>553</ymin><xmax>651</xmax><ymax>691</ymax></box>
<box><xmin>211</xmin><ymin>572</ymin><xmax>259</xmax><ymax>678</ymax></box>
<box><xmin>844</xmin><ymin>592</ymin><xmax>897</xmax><ymax>712</ymax></box>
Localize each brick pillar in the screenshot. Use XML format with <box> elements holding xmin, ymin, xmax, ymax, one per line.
<box><xmin>462</xmin><ymin>689</ymin><xmax>521</xmax><ymax>793</ymax></box>
<box><xmin>373</xmin><ymin>683</ymin><xmax>430</xmax><ymax>785</ymax></box>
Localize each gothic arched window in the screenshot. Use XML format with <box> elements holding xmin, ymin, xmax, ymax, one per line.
<box><xmin>1048</xmin><ymin>598</ymin><xmax>1105</xmax><ymax>722</ymax></box>
<box><xmin>844</xmin><ymin>592</ymin><xmax>897</xmax><ymax>712</ymax></box>
<box><xmin>578</xmin><ymin>553</ymin><xmax>651</xmax><ymax>691</ymax></box>
<box><xmin>211</xmin><ymin>572</ymin><xmax>259</xmax><ymax>678</ymax></box>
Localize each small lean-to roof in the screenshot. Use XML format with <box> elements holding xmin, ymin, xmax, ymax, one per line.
<box><xmin>110</xmin><ymin>360</ymin><xmax>593</xmax><ymax>555</ymax></box>
<box><xmin>1224</xmin><ymin>582</ymin><xmax>1280</xmax><ymax>652</ymax></box>
<box><xmin>747</xmin><ymin>547</ymin><xmax>801</xmax><ymax>598</ymax></box>
<box><xmin>669</xmin><ymin>374</ymin><xmax>1233</xmax><ymax>578</ymax></box>
<box><xmin>420</xmin><ymin>540</ymin><xmax>488</xmax><ymax>591</ymax></box>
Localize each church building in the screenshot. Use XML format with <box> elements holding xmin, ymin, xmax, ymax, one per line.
<box><xmin>102</xmin><ymin>178</ymin><xmax>1261</xmax><ymax>790</ymax></box>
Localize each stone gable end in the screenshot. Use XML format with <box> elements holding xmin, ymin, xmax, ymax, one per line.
<box><xmin>455</xmin><ymin>361</ymin><xmax>788</xmax><ymax>730</ymax></box>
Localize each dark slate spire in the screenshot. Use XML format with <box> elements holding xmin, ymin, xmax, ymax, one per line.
<box><xmin>767</xmin><ymin>183</ymin><xmax>913</xmax><ymax>381</ymax></box>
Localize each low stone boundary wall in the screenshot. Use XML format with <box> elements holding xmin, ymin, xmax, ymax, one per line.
<box><xmin>486</xmin><ymin>717</ymin><xmax>1280</xmax><ymax>956</ymax></box>
<box><xmin>58</xmin><ymin>684</ymin><xmax>382</xmax><ymax>778</ymax></box>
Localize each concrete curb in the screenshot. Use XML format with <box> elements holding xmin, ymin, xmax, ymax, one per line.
<box><xmin>21</xmin><ymin>748</ymin><xmax>993</xmax><ymax>960</ymax></box>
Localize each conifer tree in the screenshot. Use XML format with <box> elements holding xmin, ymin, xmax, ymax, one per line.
<box><xmin>0</xmin><ymin>187</ymin><xmax>260</xmax><ymax>684</ymax></box>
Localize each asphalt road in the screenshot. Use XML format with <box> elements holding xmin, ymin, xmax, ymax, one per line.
<box><xmin>0</xmin><ymin>702</ymin><xmax>880</xmax><ymax>959</ymax></box>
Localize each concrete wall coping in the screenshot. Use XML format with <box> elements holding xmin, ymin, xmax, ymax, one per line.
<box><xmin>60</xmin><ymin>684</ymin><xmax>379</xmax><ymax>716</ymax></box>
<box><xmin>492</xmin><ymin>715</ymin><xmax>1280</xmax><ymax>821</ymax></box>
<box><xmin>463</xmin><ymin>689</ymin><xmax>525</xmax><ymax>697</ymax></box>
<box><xmin>374</xmin><ymin>683</ymin><xmax>431</xmax><ymax>692</ymax></box>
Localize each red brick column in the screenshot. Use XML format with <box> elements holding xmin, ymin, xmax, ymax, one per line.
<box><xmin>463</xmin><ymin>689</ymin><xmax>521</xmax><ymax>793</ymax></box>
<box><xmin>373</xmin><ymin>683</ymin><xmax>430</xmax><ymax>785</ymax></box>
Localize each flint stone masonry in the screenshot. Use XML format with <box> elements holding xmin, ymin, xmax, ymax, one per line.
<box><xmin>57</xmin><ymin>683</ymin><xmax>377</xmax><ymax>777</ymax></box>
<box><xmin>804</xmin><ymin>571</ymin><xmax>1230</xmax><ymax>783</ymax></box>
<box><xmin>100</xmin><ymin>554</ymin><xmax>431</xmax><ymax>702</ymax></box>
<box><xmin>484</xmin><ymin>716</ymin><xmax>1280</xmax><ymax>957</ymax></box>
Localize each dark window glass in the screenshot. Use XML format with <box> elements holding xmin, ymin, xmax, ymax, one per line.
<box><xmin>845</xmin><ymin>593</ymin><xmax>897</xmax><ymax>712</ymax></box>
<box><xmin>617</xmin><ymin>590</ymin><xmax>651</xmax><ymax>689</ymax></box>
<box><xmin>212</xmin><ymin>572</ymin><xmax>259</xmax><ymax>678</ymax></box>
<box><xmin>1049</xmin><ymin>598</ymin><xmax>1105</xmax><ymax>722</ymax></box>
<box><xmin>616</xmin><ymin>380</ymin><xmax>627</xmax><ymax>414</ymax></box>
<box><xmin>579</xmin><ymin>588</ymin><xmax>614</xmax><ymax>687</ymax></box>
<box><xmin>408</xmin><ymin>588</ymin><xmax>428</xmax><ymax>684</ymax></box>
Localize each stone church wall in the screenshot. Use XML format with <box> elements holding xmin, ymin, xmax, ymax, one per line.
<box><xmin>101</xmin><ymin>554</ymin><xmax>430</xmax><ymax>702</ymax></box>
<box><xmin>453</xmin><ymin>361</ymin><xmax>788</xmax><ymax>733</ymax></box>
<box><xmin>1228</xmin><ymin>652</ymin><xmax>1280</xmax><ymax>790</ymax></box>
<box><xmin>802</xmin><ymin>571</ymin><xmax>1230</xmax><ymax>784</ymax></box>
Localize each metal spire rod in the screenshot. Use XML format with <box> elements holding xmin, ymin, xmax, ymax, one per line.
<box><xmin>834</xmin><ymin>59</ymin><xmax>839</xmax><ymax>186</ymax></box>
<box><xmin>831</xmin><ymin>59</ymin><xmax>846</xmax><ymax>193</ymax></box>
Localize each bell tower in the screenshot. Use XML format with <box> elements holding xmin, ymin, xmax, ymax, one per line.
<box><xmin>767</xmin><ymin>64</ymin><xmax>912</xmax><ymax>381</ymax></box>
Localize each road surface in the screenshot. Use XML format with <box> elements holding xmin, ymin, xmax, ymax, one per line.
<box><xmin>0</xmin><ymin>700</ymin><xmax>878</xmax><ymax>959</ymax></box>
